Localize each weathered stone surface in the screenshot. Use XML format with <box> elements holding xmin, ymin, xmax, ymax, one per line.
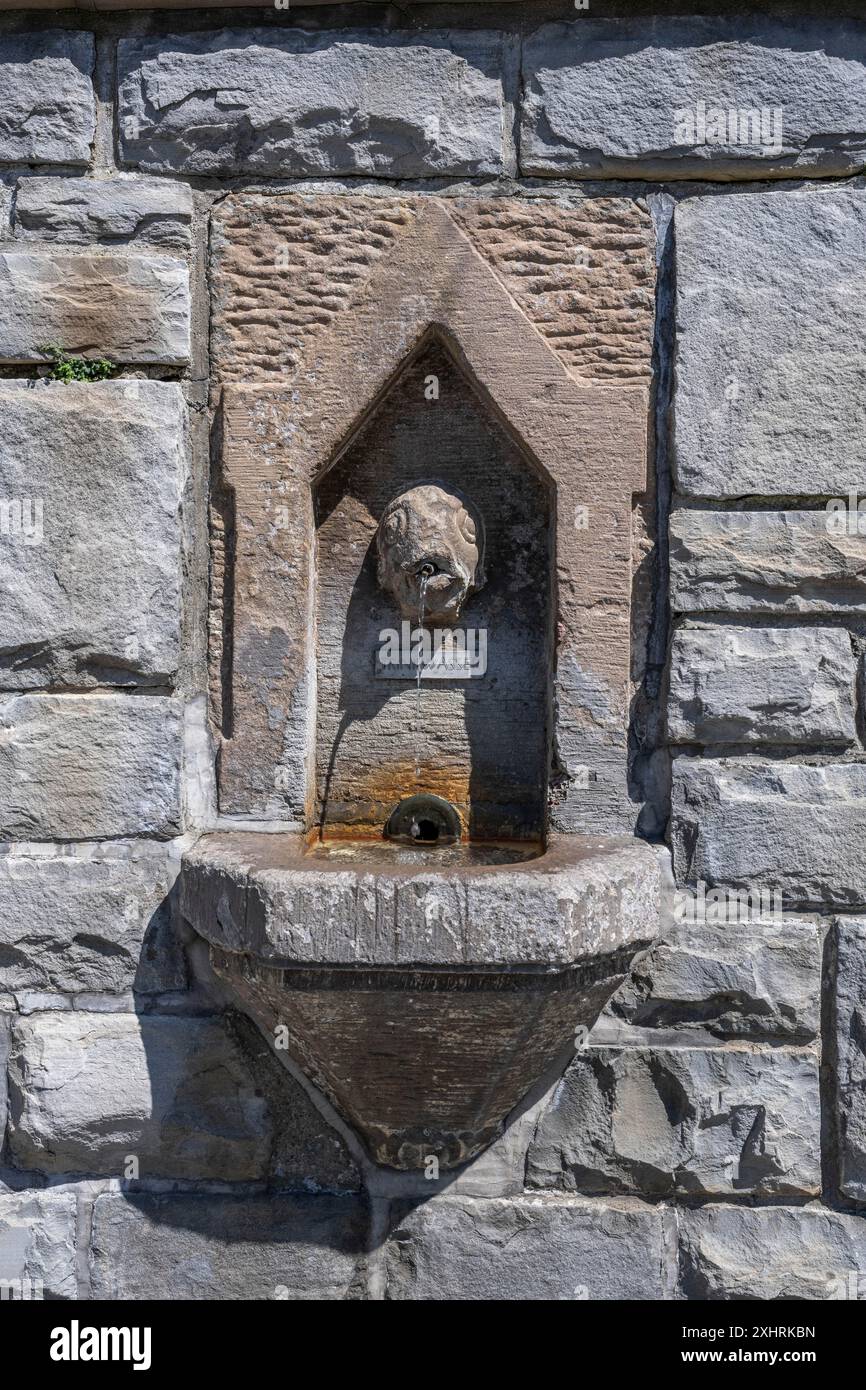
<box><xmin>0</xmin><ymin>1189</ymin><xmax>77</xmax><ymax>1299</ymax></box>
<box><xmin>384</xmin><ymin>1195</ymin><xmax>668</xmax><ymax>1300</ymax></box>
<box><xmin>227</xmin><ymin>1015</ymin><xmax>359</xmax><ymax>1193</ymax></box>
<box><xmin>603</xmin><ymin>918</ymin><xmax>821</xmax><ymax>1043</ymax></box>
<box><xmin>212</xmin><ymin>194</ymin><xmax>654</xmax><ymax>386</ymax></box>
<box><xmin>0</xmin><ymin>1012</ymin><xmax>8</xmax><ymax>1144</ymax></box>
<box><xmin>669</xmin><ymin>508</ymin><xmax>866</xmax><ymax>615</ymax></box>
<box><xmin>679</xmin><ymin>1206</ymin><xmax>866</xmax><ymax>1300</ymax></box>
<box><xmin>675</xmin><ymin>189</ymin><xmax>866</xmax><ymax>497</ymax></box>
<box><xmin>7</xmin><ymin>1012</ymin><xmax>270</xmax><ymax>1179</ymax></box>
<box><xmin>668</xmin><ymin>625</ymin><xmax>857</xmax><ymax>745</ymax></box>
<box><xmin>835</xmin><ymin>918</ymin><xmax>866</xmax><ymax>1201</ymax></box>
<box><xmin>91</xmin><ymin>1192</ymin><xmax>368</xmax><ymax>1299</ymax></box>
<box><xmin>527</xmin><ymin>1045</ymin><xmax>820</xmax><ymax>1198</ymax></box>
<box><xmin>118</xmin><ymin>30</ymin><xmax>506</xmax><ymax>177</ymax></box>
<box><xmin>0</xmin><ymin>32</ymin><xmax>95</xmax><ymax>166</ymax></box>
<box><xmin>0</xmin><ymin>695</ymin><xmax>182</xmax><ymax>840</ymax></box>
<box><xmin>671</xmin><ymin>759</ymin><xmax>866</xmax><ymax>908</ymax></box>
<box><xmin>216</xmin><ymin>202</ymin><xmax>647</xmax><ymax>835</ymax></box>
<box><xmin>0</xmin><ymin>381</ymin><xmax>186</xmax><ymax>688</ymax></box>
<box><xmin>183</xmin><ymin>832</ymin><xmax>660</xmax><ymax>968</ymax></box>
<box><xmin>0</xmin><ymin>843</ymin><xmax>185</xmax><ymax>995</ymax></box>
<box><xmin>522</xmin><ymin>19</ymin><xmax>866</xmax><ymax>179</ymax></box>
<box><xmin>15</xmin><ymin>176</ymin><xmax>193</xmax><ymax>249</ymax></box>
<box><xmin>0</xmin><ymin>251</ymin><xmax>189</xmax><ymax>364</ymax></box>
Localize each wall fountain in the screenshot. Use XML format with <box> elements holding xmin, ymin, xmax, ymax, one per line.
<box><xmin>182</xmin><ymin>198</ymin><xmax>663</xmax><ymax>1170</ymax></box>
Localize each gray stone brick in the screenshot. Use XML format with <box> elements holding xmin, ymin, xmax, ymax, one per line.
<box><xmin>672</xmin><ymin>758</ymin><xmax>866</xmax><ymax>909</ymax></box>
<box><xmin>0</xmin><ymin>381</ymin><xmax>186</xmax><ymax>689</ymax></box>
<box><xmin>15</xmin><ymin>176</ymin><xmax>193</xmax><ymax>250</ymax></box>
<box><xmin>668</xmin><ymin>625</ymin><xmax>857</xmax><ymax>745</ymax></box>
<box><xmin>522</xmin><ymin>19</ymin><xmax>866</xmax><ymax>179</ymax></box>
<box><xmin>118</xmin><ymin>30</ymin><xmax>507</xmax><ymax>178</ymax></box>
<box><xmin>526</xmin><ymin>1045</ymin><xmax>820</xmax><ymax>1198</ymax></box>
<box><xmin>90</xmin><ymin>1192</ymin><xmax>368</xmax><ymax>1300</ymax></box>
<box><xmin>0</xmin><ymin>695</ymin><xmax>183</xmax><ymax>840</ymax></box>
<box><xmin>384</xmin><ymin>1195</ymin><xmax>668</xmax><ymax>1300</ymax></box>
<box><xmin>0</xmin><ymin>844</ymin><xmax>185</xmax><ymax>995</ymax></box>
<box><xmin>675</xmin><ymin>189</ymin><xmax>866</xmax><ymax>497</ymax></box>
<box><xmin>669</xmin><ymin>508</ymin><xmax>866</xmax><ymax>616</ymax></box>
<box><xmin>679</xmin><ymin>1205</ymin><xmax>866</xmax><ymax>1300</ymax></box>
<box><xmin>835</xmin><ymin>918</ymin><xmax>866</xmax><ymax>1201</ymax></box>
<box><xmin>0</xmin><ymin>33</ymin><xmax>95</xmax><ymax>166</ymax></box>
<box><xmin>603</xmin><ymin>917</ymin><xmax>821</xmax><ymax>1043</ymax></box>
<box><xmin>0</xmin><ymin>1189</ymin><xmax>77</xmax><ymax>1300</ymax></box>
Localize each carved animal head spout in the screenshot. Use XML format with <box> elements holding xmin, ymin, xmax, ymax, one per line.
<box><xmin>376</xmin><ymin>483</ymin><xmax>485</xmax><ymax>624</ymax></box>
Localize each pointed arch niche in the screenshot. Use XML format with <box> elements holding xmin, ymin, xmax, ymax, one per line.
<box><xmin>217</xmin><ymin>201</ymin><xmax>648</xmax><ymax>834</ymax></box>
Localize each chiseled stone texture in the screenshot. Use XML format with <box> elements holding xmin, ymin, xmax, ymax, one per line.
<box><xmin>526</xmin><ymin>1045</ymin><xmax>820</xmax><ymax>1198</ymax></box>
<box><xmin>675</xmin><ymin>189</ymin><xmax>866</xmax><ymax>498</ymax></box>
<box><xmin>835</xmin><ymin>918</ymin><xmax>866</xmax><ymax>1201</ymax></box>
<box><xmin>0</xmin><ymin>1012</ymin><xmax>8</xmax><ymax>1143</ymax></box>
<box><xmin>522</xmin><ymin>18</ymin><xmax>866</xmax><ymax>179</ymax></box>
<box><xmin>0</xmin><ymin>1189</ymin><xmax>78</xmax><ymax>1299</ymax></box>
<box><xmin>604</xmin><ymin>918</ymin><xmax>821</xmax><ymax>1044</ymax></box>
<box><xmin>384</xmin><ymin>1195</ymin><xmax>668</xmax><ymax>1300</ymax></box>
<box><xmin>7</xmin><ymin>1012</ymin><xmax>271</xmax><ymax>1179</ymax></box>
<box><xmin>0</xmin><ymin>843</ymin><xmax>185</xmax><ymax>995</ymax></box>
<box><xmin>90</xmin><ymin>1192</ymin><xmax>368</xmax><ymax>1300</ymax></box>
<box><xmin>0</xmin><ymin>251</ymin><xmax>189</xmax><ymax>364</ymax></box>
<box><xmin>14</xmin><ymin>176</ymin><xmax>193</xmax><ymax>250</ymax></box>
<box><xmin>679</xmin><ymin>1206</ymin><xmax>866</xmax><ymax>1300</ymax></box>
<box><xmin>668</xmin><ymin>624</ymin><xmax>857</xmax><ymax>746</ymax></box>
<box><xmin>672</xmin><ymin>758</ymin><xmax>866</xmax><ymax>909</ymax></box>
<box><xmin>118</xmin><ymin>30</ymin><xmax>507</xmax><ymax>178</ymax></box>
<box><xmin>211</xmin><ymin>193</ymin><xmax>654</xmax><ymax>386</ymax></box>
<box><xmin>0</xmin><ymin>381</ymin><xmax>186</xmax><ymax>689</ymax></box>
<box><xmin>669</xmin><ymin>508</ymin><xmax>866</xmax><ymax>615</ymax></box>
<box><xmin>0</xmin><ymin>695</ymin><xmax>182</xmax><ymax>840</ymax></box>
<box><xmin>0</xmin><ymin>32</ymin><xmax>95</xmax><ymax>166</ymax></box>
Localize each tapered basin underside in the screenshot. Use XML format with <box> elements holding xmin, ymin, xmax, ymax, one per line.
<box><xmin>181</xmin><ymin>833</ymin><xmax>662</xmax><ymax>1169</ymax></box>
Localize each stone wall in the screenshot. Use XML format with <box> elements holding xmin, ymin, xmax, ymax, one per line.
<box><xmin>1</xmin><ymin>6</ymin><xmax>865</xmax><ymax>1301</ymax></box>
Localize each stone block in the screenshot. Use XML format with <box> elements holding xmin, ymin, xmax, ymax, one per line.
<box><xmin>671</xmin><ymin>758</ymin><xmax>866</xmax><ymax>909</ymax></box>
<box><xmin>668</xmin><ymin>624</ymin><xmax>857</xmax><ymax>745</ymax></box>
<box><xmin>669</xmin><ymin>508</ymin><xmax>866</xmax><ymax>615</ymax></box>
<box><xmin>0</xmin><ymin>843</ymin><xmax>185</xmax><ymax>995</ymax></box>
<box><xmin>675</xmin><ymin>189</ymin><xmax>866</xmax><ymax>497</ymax></box>
<box><xmin>0</xmin><ymin>695</ymin><xmax>183</xmax><ymax>840</ymax></box>
<box><xmin>0</xmin><ymin>380</ymin><xmax>186</xmax><ymax>688</ymax></box>
<box><xmin>0</xmin><ymin>1012</ymin><xmax>8</xmax><ymax>1145</ymax></box>
<box><xmin>118</xmin><ymin>30</ymin><xmax>507</xmax><ymax>177</ymax></box>
<box><xmin>7</xmin><ymin>1012</ymin><xmax>270</xmax><ymax>1179</ymax></box>
<box><xmin>526</xmin><ymin>1045</ymin><xmax>820</xmax><ymax>1198</ymax></box>
<box><xmin>522</xmin><ymin>19</ymin><xmax>866</xmax><ymax>179</ymax></box>
<box><xmin>0</xmin><ymin>1189</ymin><xmax>77</xmax><ymax>1300</ymax></box>
<box><xmin>90</xmin><ymin>1192</ymin><xmax>368</xmax><ymax>1299</ymax></box>
<box><xmin>384</xmin><ymin>1195</ymin><xmax>668</xmax><ymax>1300</ymax></box>
<box><xmin>0</xmin><ymin>251</ymin><xmax>189</xmax><ymax>364</ymax></box>
<box><xmin>835</xmin><ymin>918</ymin><xmax>866</xmax><ymax>1200</ymax></box>
<box><xmin>0</xmin><ymin>32</ymin><xmax>95</xmax><ymax>165</ymax></box>
<box><xmin>15</xmin><ymin>176</ymin><xmax>193</xmax><ymax>249</ymax></box>
<box><xmin>604</xmin><ymin>917</ymin><xmax>821</xmax><ymax>1043</ymax></box>
<box><xmin>679</xmin><ymin>1205</ymin><xmax>866</xmax><ymax>1300</ymax></box>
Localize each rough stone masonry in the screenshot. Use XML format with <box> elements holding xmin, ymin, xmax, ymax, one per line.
<box><xmin>0</xmin><ymin>3</ymin><xmax>866</xmax><ymax>1303</ymax></box>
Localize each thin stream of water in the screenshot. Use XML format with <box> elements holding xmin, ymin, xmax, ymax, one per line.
<box><xmin>414</xmin><ymin>569</ymin><xmax>430</xmax><ymax>782</ymax></box>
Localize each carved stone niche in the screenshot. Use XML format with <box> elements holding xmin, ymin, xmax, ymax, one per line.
<box><xmin>183</xmin><ymin>197</ymin><xmax>664</xmax><ymax>1170</ymax></box>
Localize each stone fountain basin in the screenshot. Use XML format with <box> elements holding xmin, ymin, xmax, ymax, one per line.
<box><xmin>181</xmin><ymin>832</ymin><xmax>663</xmax><ymax>1169</ymax></box>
